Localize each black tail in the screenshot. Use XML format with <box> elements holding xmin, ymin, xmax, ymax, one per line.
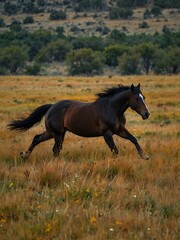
<box><xmin>8</xmin><ymin>104</ymin><xmax>52</xmax><ymax>132</ymax></box>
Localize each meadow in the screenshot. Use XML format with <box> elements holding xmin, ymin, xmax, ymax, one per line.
<box><xmin>0</xmin><ymin>75</ymin><xmax>179</xmax><ymax>240</ymax></box>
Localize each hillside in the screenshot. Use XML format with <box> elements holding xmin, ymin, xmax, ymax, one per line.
<box><xmin>0</xmin><ymin>1</ymin><xmax>179</xmax><ymax>76</ymax></box>
<box><xmin>0</xmin><ymin>0</ymin><xmax>179</xmax><ymax>35</ymax></box>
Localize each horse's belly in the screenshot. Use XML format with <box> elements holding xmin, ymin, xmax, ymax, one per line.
<box><xmin>66</xmin><ymin>121</ymin><xmax>102</xmax><ymax>137</ymax></box>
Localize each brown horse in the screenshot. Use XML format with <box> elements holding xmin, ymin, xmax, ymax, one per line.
<box><xmin>8</xmin><ymin>84</ymin><xmax>150</xmax><ymax>159</ymax></box>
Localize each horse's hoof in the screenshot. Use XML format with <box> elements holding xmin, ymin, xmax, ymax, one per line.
<box><xmin>144</xmin><ymin>154</ymin><xmax>150</xmax><ymax>160</ymax></box>
<box><xmin>139</xmin><ymin>153</ymin><xmax>150</xmax><ymax>160</ymax></box>
<box><xmin>20</xmin><ymin>151</ymin><xmax>29</xmax><ymax>160</ymax></box>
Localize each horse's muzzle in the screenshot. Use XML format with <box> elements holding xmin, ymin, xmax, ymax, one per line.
<box><xmin>142</xmin><ymin>111</ymin><xmax>150</xmax><ymax>120</ymax></box>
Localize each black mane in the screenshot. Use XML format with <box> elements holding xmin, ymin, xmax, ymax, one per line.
<box><xmin>96</xmin><ymin>85</ymin><xmax>130</xmax><ymax>99</ymax></box>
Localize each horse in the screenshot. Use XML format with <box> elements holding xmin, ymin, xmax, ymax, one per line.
<box><xmin>8</xmin><ymin>83</ymin><xmax>150</xmax><ymax>159</ymax></box>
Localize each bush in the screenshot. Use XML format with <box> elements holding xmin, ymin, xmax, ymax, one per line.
<box><xmin>154</xmin><ymin>0</ymin><xmax>180</xmax><ymax>8</ymax></box>
<box><xmin>55</xmin><ymin>26</ymin><xmax>65</xmax><ymax>38</ymax></box>
<box><xmin>66</xmin><ymin>48</ymin><xmax>104</xmax><ymax>76</ymax></box>
<box><xmin>0</xmin><ymin>18</ymin><xmax>5</xmax><ymax>28</ymax></box>
<box><xmin>151</xmin><ymin>6</ymin><xmax>161</xmax><ymax>17</ymax></box>
<box><xmin>0</xmin><ymin>67</ymin><xmax>7</xmax><ymax>75</ymax></box>
<box><xmin>49</xmin><ymin>10</ymin><xmax>66</xmax><ymax>20</ymax></box>
<box><xmin>71</xmin><ymin>36</ymin><xmax>104</xmax><ymax>51</ymax></box>
<box><xmin>25</xmin><ymin>63</ymin><xmax>41</xmax><ymax>75</ymax></box>
<box><xmin>109</xmin><ymin>7</ymin><xmax>133</xmax><ymax>19</ymax></box>
<box><xmin>22</xmin><ymin>2</ymin><xmax>43</xmax><ymax>14</ymax></box>
<box><xmin>139</xmin><ymin>21</ymin><xmax>149</xmax><ymax>29</ymax></box>
<box><xmin>36</xmin><ymin>40</ymin><xmax>72</xmax><ymax>63</ymax></box>
<box><xmin>143</xmin><ymin>8</ymin><xmax>151</xmax><ymax>19</ymax></box>
<box><xmin>28</xmin><ymin>29</ymin><xmax>53</xmax><ymax>60</ymax></box>
<box><xmin>23</xmin><ymin>16</ymin><xmax>34</xmax><ymax>24</ymax></box>
<box><xmin>164</xmin><ymin>47</ymin><xmax>180</xmax><ymax>74</ymax></box>
<box><xmin>4</xmin><ymin>2</ymin><xmax>18</xmax><ymax>15</ymax></box>
<box><xmin>108</xmin><ymin>29</ymin><xmax>126</xmax><ymax>43</ymax></box>
<box><xmin>119</xmin><ymin>49</ymin><xmax>141</xmax><ymax>75</ymax></box>
<box><xmin>73</xmin><ymin>0</ymin><xmax>104</xmax><ymax>12</ymax></box>
<box><xmin>10</xmin><ymin>20</ymin><xmax>22</xmax><ymax>32</ymax></box>
<box><xmin>105</xmin><ymin>44</ymin><xmax>129</xmax><ymax>67</ymax></box>
<box><xmin>0</xmin><ymin>45</ymin><xmax>28</xmax><ymax>74</ymax></box>
<box><xmin>138</xmin><ymin>43</ymin><xmax>157</xmax><ymax>74</ymax></box>
<box><xmin>37</xmin><ymin>0</ymin><xmax>46</xmax><ymax>6</ymax></box>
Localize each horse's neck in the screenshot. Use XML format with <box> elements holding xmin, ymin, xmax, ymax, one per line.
<box><xmin>110</xmin><ymin>90</ymin><xmax>130</xmax><ymax>115</ymax></box>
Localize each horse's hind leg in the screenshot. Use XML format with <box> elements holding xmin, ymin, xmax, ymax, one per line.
<box><xmin>52</xmin><ymin>132</ymin><xmax>65</xmax><ymax>157</ymax></box>
<box><xmin>20</xmin><ymin>131</ymin><xmax>52</xmax><ymax>159</ymax></box>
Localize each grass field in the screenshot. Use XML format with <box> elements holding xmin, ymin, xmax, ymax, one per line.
<box><xmin>0</xmin><ymin>75</ymin><xmax>179</xmax><ymax>240</ymax></box>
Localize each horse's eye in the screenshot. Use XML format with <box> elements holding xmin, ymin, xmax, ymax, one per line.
<box><xmin>136</xmin><ymin>98</ymin><xmax>140</xmax><ymax>101</ymax></box>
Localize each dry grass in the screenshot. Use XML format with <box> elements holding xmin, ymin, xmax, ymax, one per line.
<box><xmin>0</xmin><ymin>75</ymin><xmax>179</xmax><ymax>240</ymax></box>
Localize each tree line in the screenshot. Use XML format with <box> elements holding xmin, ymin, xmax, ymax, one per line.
<box><xmin>0</xmin><ymin>27</ymin><xmax>179</xmax><ymax>75</ymax></box>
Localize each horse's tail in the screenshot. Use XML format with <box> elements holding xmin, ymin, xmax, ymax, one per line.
<box><xmin>8</xmin><ymin>104</ymin><xmax>52</xmax><ymax>132</ymax></box>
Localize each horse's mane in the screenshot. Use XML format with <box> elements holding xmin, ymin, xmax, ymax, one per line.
<box><xmin>96</xmin><ymin>85</ymin><xmax>130</xmax><ymax>99</ymax></box>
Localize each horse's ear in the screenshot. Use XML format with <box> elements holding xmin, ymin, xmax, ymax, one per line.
<box><xmin>137</xmin><ymin>83</ymin><xmax>140</xmax><ymax>90</ymax></box>
<box><xmin>131</xmin><ymin>84</ymin><xmax>135</xmax><ymax>92</ymax></box>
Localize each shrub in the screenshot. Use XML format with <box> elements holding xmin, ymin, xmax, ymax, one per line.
<box><xmin>28</xmin><ymin>29</ymin><xmax>53</xmax><ymax>60</ymax></box>
<box><xmin>109</xmin><ymin>29</ymin><xmax>126</xmax><ymax>43</ymax></box>
<box><xmin>0</xmin><ymin>18</ymin><xmax>5</xmax><ymax>28</ymax></box>
<box><xmin>36</xmin><ymin>40</ymin><xmax>72</xmax><ymax>63</ymax></box>
<box><xmin>49</xmin><ymin>10</ymin><xmax>66</xmax><ymax>20</ymax></box>
<box><xmin>10</xmin><ymin>20</ymin><xmax>22</xmax><ymax>32</ymax></box>
<box><xmin>139</xmin><ymin>21</ymin><xmax>149</xmax><ymax>29</ymax></box>
<box><xmin>22</xmin><ymin>2</ymin><xmax>43</xmax><ymax>14</ymax></box>
<box><xmin>0</xmin><ymin>67</ymin><xmax>7</xmax><ymax>75</ymax></box>
<box><xmin>164</xmin><ymin>47</ymin><xmax>180</xmax><ymax>74</ymax></box>
<box><xmin>25</xmin><ymin>63</ymin><xmax>41</xmax><ymax>75</ymax></box>
<box><xmin>71</xmin><ymin>36</ymin><xmax>104</xmax><ymax>51</ymax></box>
<box><xmin>119</xmin><ymin>49</ymin><xmax>141</xmax><ymax>75</ymax></box>
<box><xmin>143</xmin><ymin>8</ymin><xmax>151</xmax><ymax>19</ymax></box>
<box><xmin>23</xmin><ymin>16</ymin><xmax>34</xmax><ymax>24</ymax></box>
<box><xmin>151</xmin><ymin>6</ymin><xmax>161</xmax><ymax>17</ymax></box>
<box><xmin>138</xmin><ymin>43</ymin><xmax>157</xmax><ymax>74</ymax></box>
<box><xmin>0</xmin><ymin>45</ymin><xmax>28</xmax><ymax>74</ymax></box>
<box><xmin>4</xmin><ymin>2</ymin><xmax>18</xmax><ymax>15</ymax></box>
<box><xmin>109</xmin><ymin>7</ymin><xmax>133</xmax><ymax>19</ymax></box>
<box><xmin>66</xmin><ymin>48</ymin><xmax>104</xmax><ymax>76</ymax></box>
<box><xmin>105</xmin><ymin>44</ymin><xmax>129</xmax><ymax>67</ymax></box>
<box><xmin>55</xmin><ymin>26</ymin><xmax>65</xmax><ymax>38</ymax></box>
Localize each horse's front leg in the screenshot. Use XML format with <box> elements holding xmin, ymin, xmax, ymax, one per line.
<box><xmin>116</xmin><ymin>127</ymin><xmax>145</xmax><ymax>159</ymax></box>
<box><xmin>103</xmin><ymin>130</ymin><xmax>119</xmax><ymax>155</ymax></box>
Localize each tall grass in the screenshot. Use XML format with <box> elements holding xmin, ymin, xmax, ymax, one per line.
<box><xmin>0</xmin><ymin>75</ymin><xmax>179</xmax><ymax>240</ymax></box>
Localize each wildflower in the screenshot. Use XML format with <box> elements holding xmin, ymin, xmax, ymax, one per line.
<box><xmin>63</xmin><ymin>182</ymin><xmax>70</xmax><ymax>188</ymax></box>
<box><xmin>133</xmin><ymin>195</ymin><xmax>137</xmax><ymax>198</ymax></box>
<box><xmin>115</xmin><ymin>220</ymin><xmax>123</xmax><ymax>226</ymax></box>
<box><xmin>89</xmin><ymin>216</ymin><xmax>97</xmax><ymax>224</ymax></box>
<box><xmin>45</xmin><ymin>223</ymin><xmax>52</xmax><ymax>233</ymax></box>
<box><xmin>0</xmin><ymin>218</ymin><xmax>6</xmax><ymax>223</ymax></box>
<box><xmin>110</xmin><ymin>228</ymin><xmax>114</xmax><ymax>231</ymax></box>
<box><xmin>9</xmin><ymin>182</ymin><xmax>14</xmax><ymax>188</ymax></box>
<box><xmin>94</xmin><ymin>192</ymin><xmax>98</xmax><ymax>197</ymax></box>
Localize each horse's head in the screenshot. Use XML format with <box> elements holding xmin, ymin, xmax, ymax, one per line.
<box><xmin>129</xmin><ymin>83</ymin><xmax>150</xmax><ymax>120</ymax></box>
